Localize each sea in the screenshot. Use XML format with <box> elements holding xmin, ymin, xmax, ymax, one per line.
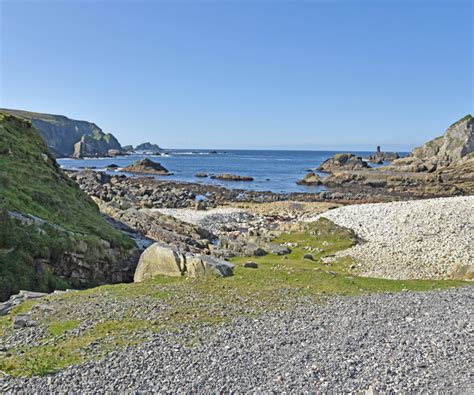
<box><xmin>58</xmin><ymin>149</ymin><xmax>398</xmax><ymax>194</ymax></box>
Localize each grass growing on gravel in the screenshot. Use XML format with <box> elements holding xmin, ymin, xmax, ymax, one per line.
<box><xmin>0</xmin><ymin>219</ymin><xmax>468</xmax><ymax>377</ymax></box>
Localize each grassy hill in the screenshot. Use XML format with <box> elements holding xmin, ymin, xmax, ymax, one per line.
<box><xmin>0</xmin><ymin>113</ymin><xmax>133</xmax><ymax>300</ymax></box>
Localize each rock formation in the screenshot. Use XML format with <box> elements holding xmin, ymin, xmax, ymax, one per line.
<box><xmin>317</xmin><ymin>153</ymin><xmax>370</xmax><ymax>172</ymax></box>
<box><xmin>296</xmin><ymin>172</ymin><xmax>323</xmax><ymax>185</ymax></box>
<box><xmin>72</xmin><ymin>131</ymin><xmax>122</xmax><ymax>158</ymax></box>
<box><xmin>0</xmin><ymin>108</ymin><xmax>123</xmax><ymax>158</ymax></box>
<box><xmin>388</xmin><ymin>114</ymin><xmax>473</xmax><ymax>172</ymax></box>
<box><xmin>122</xmin><ymin>158</ymin><xmax>170</xmax><ymax>175</ymax></box>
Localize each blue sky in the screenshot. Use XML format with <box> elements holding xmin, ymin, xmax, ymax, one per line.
<box><xmin>1</xmin><ymin>0</ymin><xmax>472</xmax><ymax>150</ymax></box>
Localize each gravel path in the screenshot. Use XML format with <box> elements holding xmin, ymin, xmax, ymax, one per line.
<box><xmin>311</xmin><ymin>196</ymin><xmax>474</xmax><ymax>280</ymax></box>
<box><xmin>3</xmin><ymin>287</ymin><xmax>472</xmax><ymax>393</ymax></box>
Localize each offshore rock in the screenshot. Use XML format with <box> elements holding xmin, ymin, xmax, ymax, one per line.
<box><xmin>122</xmin><ymin>159</ymin><xmax>170</xmax><ymax>175</ymax></box>
<box><xmin>317</xmin><ymin>153</ymin><xmax>370</xmax><ymax>172</ymax></box>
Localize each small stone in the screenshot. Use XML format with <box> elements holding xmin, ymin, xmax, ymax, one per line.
<box><xmin>243</xmin><ymin>261</ymin><xmax>258</xmax><ymax>269</ymax></box>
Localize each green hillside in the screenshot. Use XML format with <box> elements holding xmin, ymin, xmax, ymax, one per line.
<box><xmin>0</xmin><ymin>113</ymin><xmax>133</xmax><ymax>300</ymax></box>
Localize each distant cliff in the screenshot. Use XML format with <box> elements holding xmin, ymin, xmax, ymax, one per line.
<box><xmin>0</xmin><ymin>108</ymin><xmax>123</xmax><ymax>157</ymax></box>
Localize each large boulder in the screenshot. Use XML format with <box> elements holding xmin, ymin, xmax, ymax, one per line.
<box><xmin>134</xmin><ymin>243</ymin><xmax>234</xmax><ymax>282</ymax></box>
<box><xmin>317</xmin><ymin>153</ymin><xmax>370</xmax><ymax>173</ymax></box>
<box><xmin>134</xmin><ymin>244</ymin><xmax>185</xmax><ymax>281</ymax></box>
<box><xmin>122</xmin><ymin>159</ymin><xmax>170</xmax><ymax>175</ymax></box>
<box><xmin>186</xmin><ymin>254</ymin><xmax>235</xmax><ymax>278</ymax></box>
<box><xmin>389</xmin><ymin>114</ymin><xmax>473</xmax><ymax>172</ymax></box>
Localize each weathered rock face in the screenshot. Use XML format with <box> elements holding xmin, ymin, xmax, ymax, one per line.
<box><xmin>72</xmin><ymin>132</ymin><xmax>122</xmax><ymax>158</ymax></box>
<box><xmin>296</xmin><ymin>172</ymin><xmax>322</xmax><ymax>185</ymax></box>
<box><xmin>210</xmin><ymin>173</ymin><xmax>254</xmax><ymax>181</ymax></box>
<box><xmin>317</xmin><ymin>153</ymin><xmax>370</xmax><ymax>173</ymax></box>
<box><xmin>134</xmin><ymin>243</ymin><xmax>234</xmax><ymax>281</ymax></box>
<box><xmin>122</xmin><ymin>159</ymin><xmax>170</xmax><ymax>175</ymax></box>
<box><xmin>0</xmin><ymin>108</ymin><xmax>123</xmax><ymax>157</ymax></box>
<box><xmin>135</xmin><ymin>142</ymin><xmax>161</xmax><ymax>152</ymax></box>
<box><xmin>390</xmin><ymin>114</ymin><xmax>473</xmax><ymax>172</ymax></box>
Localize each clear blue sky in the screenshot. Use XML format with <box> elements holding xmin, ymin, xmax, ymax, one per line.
<box><xmin>1</xmin><ymin>0</ymin><xmax>472</xmax><ymax>150</ymax></box>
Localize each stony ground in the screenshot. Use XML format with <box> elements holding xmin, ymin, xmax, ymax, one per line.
<box><xmin>312</xmin><ymin>196</ymin><xmax>474</xmax><ymax>280</ymax></box>
<box><xmin>2</xmin><ymin>287</ymin><xmax>472</xmax><ymax>393</ymax></box>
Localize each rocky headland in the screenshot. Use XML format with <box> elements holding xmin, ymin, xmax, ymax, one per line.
<box><xmin>0</xmin><ymin>109</ymin><xmax>126</xmax><ymax>158</ymax></box>
<box><xmin>318</xmin><ymin>114</ymin><xmax>474</xmax><ymax>198</ymax></box>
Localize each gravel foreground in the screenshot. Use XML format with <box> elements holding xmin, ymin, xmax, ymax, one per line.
<box><xmin>3</xmin><ymin>287</ymin><xmax>473</xmax><ymax>393</ymax></box>
<box><xmin>314</xmin><ymin>196</ymin><xmax>474</xmax><ymax>279</ymax></box>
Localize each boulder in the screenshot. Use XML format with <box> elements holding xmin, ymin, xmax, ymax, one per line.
<box><xmin>297</xmin><ymin>172</ymin><xmax>323</xmax><ymax>185</ymax></box>
<box><xmin>195</xmin><ymin>172</ymin><xmax>208</xmax><ymax>177</ymax></box>
<box><xmin>210</xmin><ymin>173</ymin><xmax>254</xmax><ymax>181</ymax></box>
<box><xmin>317</xmin><ymin>153</ymin><xmax>370</xmax><ymax>173</ymax></box>
<box><xmin>134</xmin><ymin>244</ymin><xmax>186</xmax><ymax>281</ymax></box>
<box><xmin>243</xmin><ymin>261</ymin><xmax>258</xmax><ymax>269</ymax></box>
<box><xmin>134</xmin><ymin>243</ymin><xmax>234</xmax><ymax>281</ymax></box>
<box><xmin>122</xmin><ymin>159</ymin><xmax>170</xmax><ymax>175</ymax></box>
<box><xmin>186</xmin><ymin>255</ymin><xmax>233</xmax><ymax>277</ymax></box>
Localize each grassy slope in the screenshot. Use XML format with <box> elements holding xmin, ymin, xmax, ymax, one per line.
<box><xmin>0</xmin><ymin>219</ymin><xmax>467</xmax><ymax>377</ymax></box>
<box><xmin>0</xmin><ymin>113</ymin><xmax>133</xmax><ymax>299</ymax></box>
<box><xmin>0</xmin><ymin>113</ymin><xmax>130</xmax><ymax>245</ymax></box>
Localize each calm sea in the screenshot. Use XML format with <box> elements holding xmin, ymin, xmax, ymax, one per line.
<box><xmin>58</xmin><ymin>149</ymin><xmax>396</xmax><ymax>194</ymax></box>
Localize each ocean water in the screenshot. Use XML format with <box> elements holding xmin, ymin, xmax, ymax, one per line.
<box><xmin>58</xmin><ymin>149</ymin><xmax>394</xmax><ymax>194</ymax></box>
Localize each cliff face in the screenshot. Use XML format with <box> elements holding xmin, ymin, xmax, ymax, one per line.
<box><xmin>389</xmin><ymin>114</ymin><xmax>473</xmax><ymax>172</ymax></box>
<box><xmin>0</xmin><ymin>113</ymin><xmax>138</xmax><ymax>301</ymax></box>
<box><xmin>0</xmin><ymin>108</ymin><xmax>122</xmax><ymax>157</ymax></box>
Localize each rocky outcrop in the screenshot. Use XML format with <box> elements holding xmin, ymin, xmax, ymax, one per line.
<box><xmin>389</xmin><ymin>114</ymin><xmax>473</xmax><ymax>172</ymax></box>
<box><xmin>122</xmin><ymin>159</ymin><xmax>170</xmax><ymax>175</ymax></box>
<box><xmin>296</xmin><ymin>172</ymin><xmax>322</xmax><ymax>185</ymax></box>
<box><xmin>210</xmin><ymin>173</ymin><xmax>254</xmax><ymax>181</ymax></box>
<box><xmin>133</xmin><ymin>243</ymin><xmax>234</xmax><ymax>281</ymax></box>
<box><xmin>97</xmin><ymin>204</ymin><xmax>215</xmax><ymax>254</ymax></box>
<box><xmin>72</xmin><ymin>131</ymin><xmax>122</xmax><ymax>158</ymax></box>
<box><xmin>135</xmin><ymin>142</ymin><xmax>161</xmax><ymax>152</ymax></box>
<box><xmin>317</xmin><ymin>153</ymin><xmax>370</xmax><ymax>172</ymax></box>
<box><xmin>0</xmin><ymin>108</ymin><xmax>123</xmax><ymax>157</ymax></box>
